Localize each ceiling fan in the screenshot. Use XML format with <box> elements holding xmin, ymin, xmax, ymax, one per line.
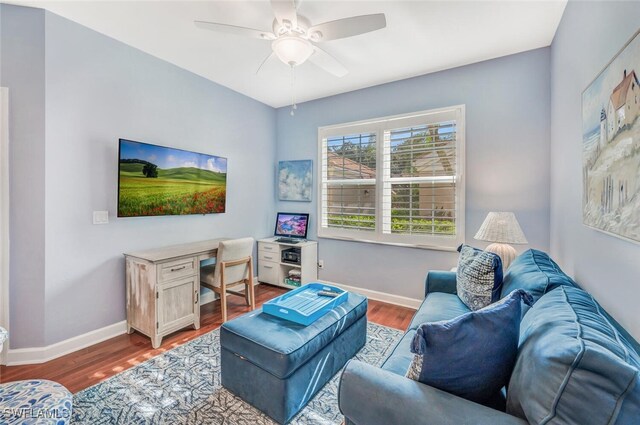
<box><xmin>194</xmin><ymin>0</ymin><xmax>386</xmax><ymax>78</ymax></box>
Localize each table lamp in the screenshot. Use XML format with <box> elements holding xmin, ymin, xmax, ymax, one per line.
<box><xmin>474</xmin><ymin>212</ymin><xmax>527</xmax><ymax>271</ymax></box>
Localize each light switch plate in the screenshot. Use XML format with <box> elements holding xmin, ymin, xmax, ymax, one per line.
<box><xmin>93</xmin><ymin>210</ymin><xmax>109</xmax><ymax>225</ymax></box>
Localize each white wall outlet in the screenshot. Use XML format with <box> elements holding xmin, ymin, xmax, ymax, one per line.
<box><xmin>93</xmin><ymin>210</ymin><xmax>109</xmax><ymax>225</ymax></box>
<box><xmin>318</xmin><ymin>260</ymin><xmax>324</xmax><ymax>269</ymax></box>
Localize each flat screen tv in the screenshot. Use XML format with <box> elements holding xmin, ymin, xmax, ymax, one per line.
<box><xmin>274</xmin><ymin>212</ymin><xmax>309</xmax><ymax>240</ymax></box>
<box><xmin>118</xmin><ymin>139</ymin><xmax>227</xmax><ymax>217</ymax></box>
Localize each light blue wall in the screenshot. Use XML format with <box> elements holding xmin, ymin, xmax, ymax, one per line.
<box><xmin>1</xmin><ymin>6</ymin><xmax>276</xmax><ymax>348</ymax></box>
<box><xmin>41</xmin><ymin>12</ymin><xmax>277</xmax><ymax>346</ymax></box>
<box><xmin>276</xmin><ymin>48</ymin><xmax>551</xmax><ymax>300</ymax></box>
<box><xmin>0</xmin><ymin>4</ymin><xmax>47</xmax><ymax>348</ymax></box>
<box><xmin>550</xmin><ymin>1</ymin><xmax>640</xmax><ymax>339</ymax></box>
<box><xmin>12</xmin><ymin>2</ymin><xmax>630</xmax><ymax>347</ymax></box>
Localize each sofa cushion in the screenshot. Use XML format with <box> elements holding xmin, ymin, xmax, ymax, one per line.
<box><xmin>500</xmin><ymin>249</ymin><xmax>575</xmax><ymax>303</ymax></box>
<box><xmin>384</xmin><ymin>292</ymin><xmax>473</xmax><ymax>376</ymax></box>
<box><xmin>405</xmin><ymin>289</ymin><xmax>533</xmax><ymax>406</ymax></box>
<box><xmin>456</xmin><ymin>244</ymin><xmax>503</xmax><ymax>310</ymax></box>
<box><xmin>409</xmin><ymin>292</ymin><xmax>471</xmax><ymax>331</ymax></box>
<box><xmin>380</xmin><ymin>331</ymin><xmax>417</xmax><ymax>376</ymax></box>
<box><xmin>507</xmin><ymin>286</ymin><xmax>640</xmax><ymax>424</ymax></box>
<box><xmin>220</xmin><ymin>292</ymin><xmax>367</xmax><ymax>379</ymax></box>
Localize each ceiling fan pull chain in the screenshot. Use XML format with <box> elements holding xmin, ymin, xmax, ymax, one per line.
<box><xmin>290</xmin><ymin>64</ymin><xmax>297</xmax><ymax>116</ymax></box>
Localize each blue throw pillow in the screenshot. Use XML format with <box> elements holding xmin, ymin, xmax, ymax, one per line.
<box><xmin>456</xmin><ymin>244</ymin><xmax>503</xmax><ymax>311</ymax></box>
<box><xmin>406</xmin><ymin>289</ymin><xmax>533</xmax><ymax>405</ymax></box>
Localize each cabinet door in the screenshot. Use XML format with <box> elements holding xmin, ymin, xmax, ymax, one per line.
<box><xmin>158</xmin><ymin>276</ymin><xmax>198</xmax><ymax>334</ymax></box>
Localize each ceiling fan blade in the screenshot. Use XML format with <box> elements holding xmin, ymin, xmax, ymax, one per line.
<box><xmin>256</xmin><ymin>52</ymin><xmax>276</xmax><ymax>74</ymax></box>
<box><xmin>308</xmin><ymin>46</ymin><xmax>348</xmax><ymax>77</ymax></box>
<box><xmin>194</xmin><ymin>21</ymin><xmax>275</xmax><ymax>40</ymax></box>
<box><xmin>271</xmin><ymin>0</ymin><xmax>297</xmax><ymax>28</ymax></box>
<box><xmin>308</xmin><ymin>13</ymin><xmax>386</xmax><ymax>42</ymax></box>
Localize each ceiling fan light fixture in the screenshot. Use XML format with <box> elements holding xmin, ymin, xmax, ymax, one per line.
<box><xmin>272</xmin><ymin>36</ymin><xmax>314</xmax><ymax>66</ymax></box>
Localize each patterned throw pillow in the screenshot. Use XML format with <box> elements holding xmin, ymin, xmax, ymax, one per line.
<box><xmin>406</xmin><ymin>289</ymin><xmax>534</xmax><ymax>405</ymax></box>
<box><xmin>456</xmin><ymin>244</ymin><xmax>503</xmax><ymax>311</ymax></box>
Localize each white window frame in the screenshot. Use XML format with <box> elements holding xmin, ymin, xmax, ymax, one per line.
<box><xmin>317</xmin><ymin>105</ymin><xmax>465</xmax><ymax>251</ymax></box>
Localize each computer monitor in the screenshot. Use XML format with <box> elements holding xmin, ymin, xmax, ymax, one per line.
<box><xmin>274</xmin><ymin>212</ymin><xmax>309</xmax><ymax>240</ymax></box>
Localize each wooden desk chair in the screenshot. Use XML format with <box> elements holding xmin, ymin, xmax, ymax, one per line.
<box><xmin>201</xmin><ymin>237</ymin><xmax>255</xmax><ymax>322</ymax></box>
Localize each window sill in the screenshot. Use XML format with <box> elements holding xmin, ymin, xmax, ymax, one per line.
<box><xmin>317</xmin><ymin>234</ymin><xmax>461</xmax><ymax>252</ymax></box>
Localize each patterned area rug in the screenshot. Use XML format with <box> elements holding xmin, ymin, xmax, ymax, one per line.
<box><xmin>72</xmin><ymin>322</ymin><xmax>403</xmax><ymax>424</ymax></box>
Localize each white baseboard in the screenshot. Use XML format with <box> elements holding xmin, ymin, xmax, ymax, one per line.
<box><xmin>200</xmin><ymin>290</ymin><xmax>218</xmax><ymax>306</ymax></box>
<box><xmin>317</xmin><ymin>280</ymin><xmax>422</xmax><ymax>309</ymax></box>
<box><xmin>6</xmin><ymin>279</ymin><xmax>262</xmax><ymax>366</ymax></box>
<box><xmin>6</xmin><ymin>280</ymin><xmax>416</xmax><ymax>365</ymax></box>
<box><xmin>6</xmin><ymin>320</ymin><xmax>127</xmax><ymax>366</ymax></box>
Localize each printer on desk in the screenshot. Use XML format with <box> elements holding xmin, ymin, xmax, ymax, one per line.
<box><xmin>281</xmin><ymin>247</ymin><xmax>301</xmax><ymax>264</ymax></box>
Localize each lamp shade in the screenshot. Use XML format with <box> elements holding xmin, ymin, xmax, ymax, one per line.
<box><xmin>474</xmin><ymin>212</ymin><xmax>528</xmax><ymax>244</ymax></box>
<box><xmin>272</xmin><ymin>36</ymin><xmax>314</xmax><ymax>66</ymax></box>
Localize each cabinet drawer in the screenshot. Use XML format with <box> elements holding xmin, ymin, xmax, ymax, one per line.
<box><xmin>259</xmin><ymin>242</ymin><xmax>278</xmax><ymax>253</ymax></box>
<box><xmin>258</xmin><ymin>262</ymin><xmax>279</xmax><ymax>285</ymax></box>
<box><xmin>259</xmin><ymin>251</ymin><xmax>278</xmax><ymax>262</ymax></box>
<box><xmin>158</xmin><ymin>257</ymin><xmax>197</xmax><ymax>283</ymax></box>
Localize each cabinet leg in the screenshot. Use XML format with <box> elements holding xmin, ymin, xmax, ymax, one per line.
<box><xmin>126</xmin><ymin>324</ymin><xmax>134</xmax><ymax>335</ymax></box>
<box><xmin>193</xmin><ymin>321</ymin><xmax>201</xmax><ymax>330</ymax></box>
<box><xmin>152</xmin><ymin>335</ymin><xmax>162</xmax><ymax>349</ymax></box>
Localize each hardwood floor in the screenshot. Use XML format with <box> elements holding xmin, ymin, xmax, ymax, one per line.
<box><xmin>0</xmin><ymin>284</ymin><xmax>416</xmax><ymax>394</ymax></box>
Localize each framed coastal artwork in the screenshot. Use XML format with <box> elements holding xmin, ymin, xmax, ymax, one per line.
<box><xmin>582</xmin><ymin>29</ymin><xmax>640</xmax><ymax>243</ymax></box>
<box><xmin>278</xmin><ymin>160</ymin><xmax>313</xmax><ymax>202</ymax></box>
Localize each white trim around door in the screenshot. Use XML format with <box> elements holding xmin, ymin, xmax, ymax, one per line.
<box><xmin>0</xmin><ymin>87</ymin><xmax>10</xmax><ymax>365</ymax></box>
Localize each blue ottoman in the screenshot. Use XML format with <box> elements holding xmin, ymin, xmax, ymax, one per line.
<box><xmin>220</xmin><ymin>292</ymin><xmax>367</xmax><ymax>424</ymax></box>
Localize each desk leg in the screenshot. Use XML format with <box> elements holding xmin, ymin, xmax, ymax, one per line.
<box><xmin>152</xmin><ymin>335</ymin><xmax>162</xmax><ymax>349</ymax></box>
<box><xmin>194</xmin><ymin>280</ymin><xmax>201</xmax><ymax>330</ymax></box>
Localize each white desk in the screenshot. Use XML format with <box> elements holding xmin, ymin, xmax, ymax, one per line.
<box><xmin>124</xmin><ymin>238</ymin><xmax>226</xmax><ymax>348</ymax></box>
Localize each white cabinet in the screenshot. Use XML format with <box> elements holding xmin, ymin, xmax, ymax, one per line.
<box><xmin>257</xmin><ymin>238</ymin><xmax>318</xmax><ymax>289</ymax></box>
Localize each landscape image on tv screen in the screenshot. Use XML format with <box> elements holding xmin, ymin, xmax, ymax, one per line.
<box><xmin>118</xmin><ymin>139</ymin><xmax>227</xmax><ymax>217</ymax></box>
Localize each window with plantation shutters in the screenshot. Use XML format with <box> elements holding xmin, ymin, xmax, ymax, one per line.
<box><xmin>321</xmin><ymin>132</ymin><xmax>377</xmax><ymax>232</ymax></box>
<box><xmin>318</xmin><ymin>106</ymin><xmax>465</xmax><ymax>250</ymax></box>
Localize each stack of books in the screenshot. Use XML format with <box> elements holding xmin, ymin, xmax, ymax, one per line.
<box><xmin>285</xmin><ymin>269</ymin><xmax>302</xmax><ymax>287</ymax></box>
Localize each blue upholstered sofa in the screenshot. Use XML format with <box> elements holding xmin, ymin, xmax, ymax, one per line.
<box><xmin>338</xmin><ymin>250</ymin><xmax>640</xmax><ymax>424</ymax></box>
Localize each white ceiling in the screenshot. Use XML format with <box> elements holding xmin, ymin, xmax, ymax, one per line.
<box><xmin>6</xmin><ymin>0</ymin><xmax>567</xmax><ymax>108</ymax></box>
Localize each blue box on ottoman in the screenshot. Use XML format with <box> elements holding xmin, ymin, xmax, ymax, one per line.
<box><xmin>220</xmin><ymin>292</ymin><xmax>368</xmax><ymax>424</ymax></box>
